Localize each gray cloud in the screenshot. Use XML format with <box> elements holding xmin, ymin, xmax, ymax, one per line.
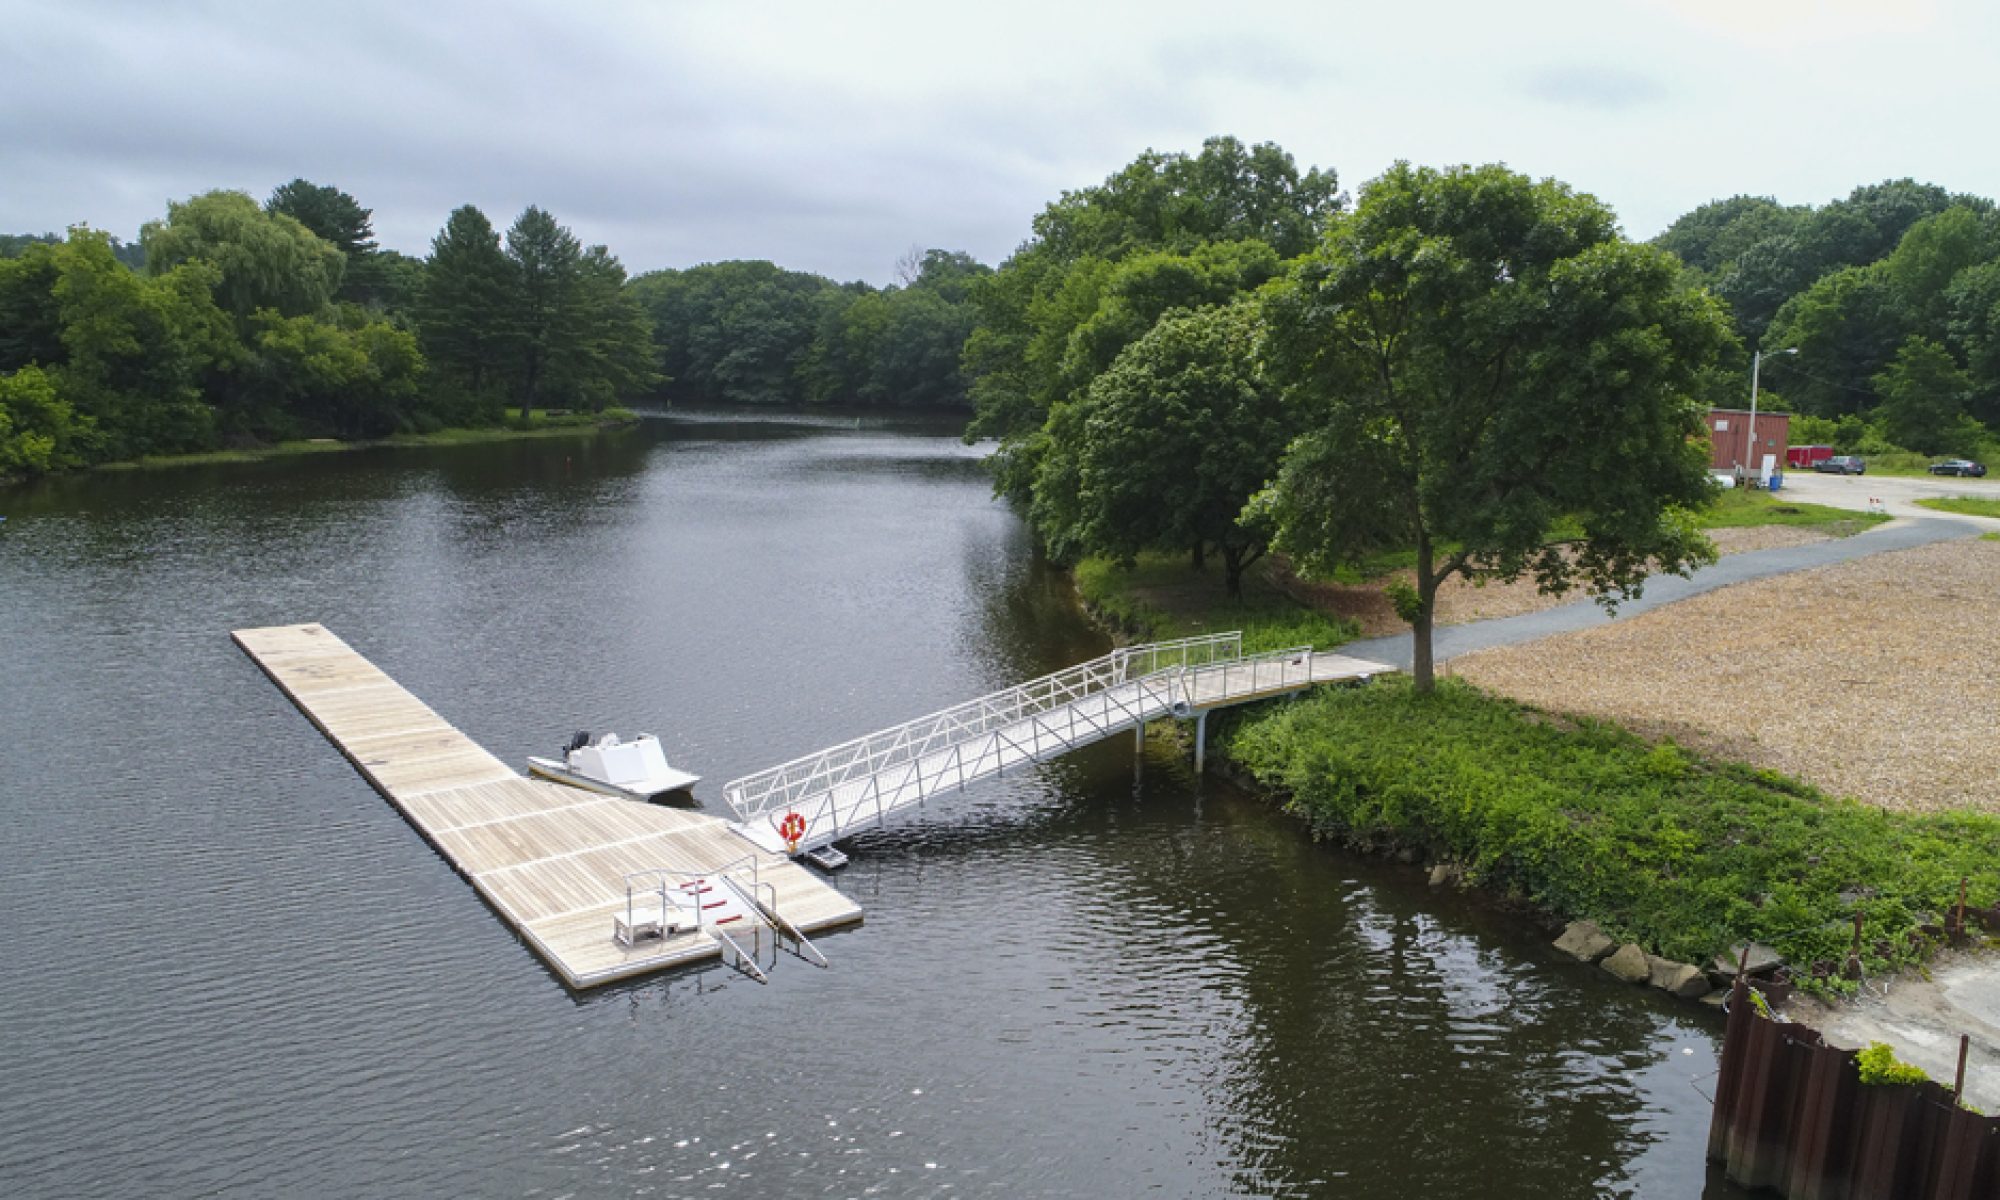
<box><xmin>1520</xmin><ymin>63</ymin><xmax>1672</xmax><ymax>111</ymax></box>
<box><xmin>2</xmin><ymin>0</ymin><xmax>1992</xmax><ymax>280</ymax></box>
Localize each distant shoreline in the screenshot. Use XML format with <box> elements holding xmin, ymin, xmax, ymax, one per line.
<box><xmin>86</xmin><ymin>409</ymin><xmax>640</xmax><ymax>474</ymax></box>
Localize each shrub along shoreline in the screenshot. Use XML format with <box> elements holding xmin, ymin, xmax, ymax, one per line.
<box><xmin>1076</xmin><ymin>552</ymin><xmax>2000</xmax><ymax>999</ymax></box>
<box><xmin>78</xmin><ymin>408</ymin><xmax>638</xmax><ymax>475</ymax></box>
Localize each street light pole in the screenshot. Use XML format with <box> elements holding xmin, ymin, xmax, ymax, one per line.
<box><xmin>1747</xmin><ymin>347</ymin><xmax>1798</xmax><ymax>482</ymax></box>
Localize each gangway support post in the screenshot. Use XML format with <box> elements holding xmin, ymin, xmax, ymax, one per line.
<box><xmin>1195</xmin><ymin>710</ymin><xmax>1208</xmax><ymax>774</ymax></box>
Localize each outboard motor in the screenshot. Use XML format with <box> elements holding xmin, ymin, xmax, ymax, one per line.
<box><xmin>565</xmin><ymin>730</ymin><xmax>592</xmax><ymax>755</ymax></box>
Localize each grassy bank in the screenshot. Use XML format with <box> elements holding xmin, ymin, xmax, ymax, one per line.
<box><xmin>1077</xmin><ymin>497</ymin><xmax>1994</xmax><ymax>997</ymax></box>
<box><xmin>93</xmin><ymin>408</ymin><xmax>638</xmax><ymax>473</ymax></box>
<box><xmin>1916</xmin><ymin>496</ymin><xmax>2000</xmax><ymax>519</ymax></box>
<box><xmin>1075</xmin><ymin>552</ymin><xmax>1358</xmax><ymax>653</ymax></box>
<box><xmin>1222</xmin><ymin>681</ymin><xmax>1998</xmax><ymax>994</ymax></box>
<box><xmin>1698</xmin><ymin>488</ymin><xmax>1889</xmax><ymax>533</ymax></box>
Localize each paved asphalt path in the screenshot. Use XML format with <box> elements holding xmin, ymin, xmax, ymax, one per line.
<box><xmin>1342</xmin><ymin>517</ymin><xmax>1985</xmax><ymax>671</ymax></box>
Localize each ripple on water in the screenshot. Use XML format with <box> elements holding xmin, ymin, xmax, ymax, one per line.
<box><xmin>0</xmin><ymin>423</ymin><xmax>1747</xmax><ymax>1199</ymax></box>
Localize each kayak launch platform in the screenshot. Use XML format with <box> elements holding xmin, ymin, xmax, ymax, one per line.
<box><xmin>238</xmin><ymin>624</ymin><xmax>1390</xmax><ymax>991</ymax></box>
<box><xmin>233</xmin><ymin>624</ymin><xmax>860</xmax><ymax>990</ymax></box>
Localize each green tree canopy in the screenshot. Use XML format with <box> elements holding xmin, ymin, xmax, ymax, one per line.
<box><xmin>1653</xmin><ymin>195</ymin><xmax>1807</xmax><ymax>277</ymax></box>
<box><xmin>0</xmin><ymin>364</ymin><xmax>93</xmax><ymax>475</ymax></box>
<box><xmin>141</xmin><ymin>190</ymin><xmax>344</xmax><ymax>322</ymax></box>
<box><xmin>267</xmin><ymin>178</ymin><xmax>388</xmax><ymax>306</ymax></box>
<box><xmin>1872</xmin><ymin>336</ymin><xmax>1970</xmax><ymax>454</ymax></box>
<box><xmin>966</xmin><ymin>137</ymin><xmax>1337</xmax><ymax>507</ymax></box>
<box><xmin>418</xmin><ymin>204</ymin><xmax>516</xmax><ymax>419</ymax></box>
<box><xmin>250</xmin><ymin>309</ymin><xmax>423</xmax><ymax>439</ymax></box>
<box><xmin>629</xmin><ymin>260</ymin><xmax>842</xmax><ymax>406</ymax></box>
<box><xmin>503</xmin><ymin>205</ymin><xmax>582</xmax><ymax>417</ymax></box>
<box><xmin>1763</xmin><ymin>265</ymin><xmax>1906</xmax><ymax>417</ymax></box>
<box><xmin>1036</xmin><ymin>302</ymin><xmax>1296</xmax><ymax>596</ymax></box>
<box><xmin>1260</xmin><ymin>162</ymin><xmax>1730</xmax><ymax>691</ymax></box>
<box><xmin>266</xmin><ymin>179</ymin><xmax>377</xmax><ymax>257</ymax></box>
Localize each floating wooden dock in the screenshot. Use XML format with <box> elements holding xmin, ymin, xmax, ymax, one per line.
<box><xmin>233</xmin><ymin>624</ymin><xmax>861</xmax><ymax>990</ymax></box>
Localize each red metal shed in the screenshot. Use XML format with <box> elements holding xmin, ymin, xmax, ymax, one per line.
<box><xmin>1705</xmin><ymin>409</ymin><xmax>1790</xmax><ymax>472</ymax></box>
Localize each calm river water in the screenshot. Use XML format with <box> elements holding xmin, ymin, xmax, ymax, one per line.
<box><xmin>0</xmin><ymin>413</ymin><xmax>1753</xmax><ymax>1198</ymax></box>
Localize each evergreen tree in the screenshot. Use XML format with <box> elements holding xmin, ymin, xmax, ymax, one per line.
<box><xmin>418</xmin><ymin>205</ymin><xmax>516</xmax><ymax>421</ymax></box>
<box><xmin>267</xmin><ymin>178</ymin><xmax>383</xmax><ymax>306</ymax></box>
<box><xmin>504</xmin><ymin>206</ymin><xmax>582</xmax><ymax>419</ymax></box>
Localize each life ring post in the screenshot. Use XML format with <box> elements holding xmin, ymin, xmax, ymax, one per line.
<box><xmin>775</xmin><ymin>810</ymin><xmax>807</xmax><ymax>855</ymax></box>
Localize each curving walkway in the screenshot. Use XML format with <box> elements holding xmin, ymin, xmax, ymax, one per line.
<box><xmin>1340</xmin><ymin>517</ymin><xmax>1985</xmax><ymax>670</ymax></box>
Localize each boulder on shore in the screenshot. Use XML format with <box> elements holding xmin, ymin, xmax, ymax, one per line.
<box><xmin>1711</xmin><ymin>942</ymin><xmax>1784</xmax><ymax>978</ymax></box>
<box><xmin>1646</xmin><ymin>955</ymin><xmax>1711</xmax><ymax>999</ymax></box>
<box><xmin>1428</xmin><ymin>864</ymin><xmax>1462</xmax><ymax>888</ymax></box>
<box><xmin>1602</xmin><ymin>944</ymin><xmax>1651</xmax><ymax>985</ymax></box>
<box><xmin>1553</xmin><ymin>921</ymin><xmax>1617</xmax><ymax>964</ymax></box>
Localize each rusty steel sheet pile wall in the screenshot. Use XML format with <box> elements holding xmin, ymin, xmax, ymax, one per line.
<box><xmin>1708</xmin><ymin>980</ymin><xmax>1999</xmax><ymax>1199</ymax></box>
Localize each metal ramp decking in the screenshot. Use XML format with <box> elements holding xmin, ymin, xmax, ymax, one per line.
<box><xmin>725</xmin><ymin>633</ymin><xmax>1393</xmax><ymax>855</ymax></box>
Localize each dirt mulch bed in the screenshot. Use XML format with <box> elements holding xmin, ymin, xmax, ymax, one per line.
<box><xmin>1277</xmin><ymin>526</ymin><xmax>1839</xmax><ymax>637</ymax></box>
<box><xmin>1451</xmin><ymin>537</ymin><xmax>2000</xmax><ymax>815</ymax></box>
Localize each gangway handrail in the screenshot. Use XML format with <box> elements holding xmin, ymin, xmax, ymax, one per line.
<box><xmin>775</xmin><ymin>665</ymin><xmax>1199</xmax><ymax>848</ymax></box>
<box><xmin>723</xmin><ymin>632</ymin><xmax>1242</xmax><ymax>823</ymax></box>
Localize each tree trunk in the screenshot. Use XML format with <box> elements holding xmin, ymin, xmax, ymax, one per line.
<box><xmin>1412</xmin><ymin>532</ymin><xmax>1437</xmax><ymax>693</ymax></box>
<box><xmin>1191</xmin><ymin>542</ymin><xmax>1206</xmax><ymax>571</ymax></box>
<box><xmin>1222</xmin><ymin>545</ymin><xmax>1246</xmax><ymax>599</ymax></box>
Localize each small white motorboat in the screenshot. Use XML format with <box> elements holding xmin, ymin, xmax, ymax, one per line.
<box><xmin>527</xmin><ymin>731</ymin><xmax>700</xmax><ymax>801</ymax></box>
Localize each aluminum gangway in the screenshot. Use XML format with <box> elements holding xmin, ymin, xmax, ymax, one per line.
<box><xmin>724</xmin><ymin>632</ymin><xmax>1393</xmax><ymax>856</ymax></box>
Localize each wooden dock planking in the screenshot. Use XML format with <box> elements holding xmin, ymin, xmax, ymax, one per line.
<box><xmin>233</xmin><ymin>623</ymin><xmax>862</xmax><ymax>989</ymax></box>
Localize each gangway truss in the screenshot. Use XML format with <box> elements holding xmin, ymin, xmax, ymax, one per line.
<box><xmin>724</xmin><ymin>632</ymin><xmax>1392</xmax><ymax>856</ymax></box>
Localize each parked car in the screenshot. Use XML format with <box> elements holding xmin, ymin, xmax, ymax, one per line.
<box><xmin>1928</xmin><ymin>458</ymin><xmax>1988</xmax><ymax>477</ymax></box>
<box><xmin>1814</xmin><ymin>455</ymin><xmax>1866</xmax><ymax>475</ymax></box>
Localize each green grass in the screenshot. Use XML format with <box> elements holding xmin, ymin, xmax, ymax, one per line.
<box><xmin>93</xmin><ymin>409</ymin><xmax>638</xmax><ymax>472</ymax></box>
<box><xmin>1308</xmin><ymin>491</ymin><xmax>1883</xmax><ymax>584</ymax></box>
<box><xmin>1224</xmin><ymin>679</ymin><xmax>2000</xmax><ymax>997</ymax></box>
<box><xmin>1916</xmin><ymin>496</ymin><xmax>2000</xmax><ymax>519</ymax></box>
<box><xmin>1696</xmin><ymin>488</ymin><xmax>1890</xmax><ymax>533</ymax></box>
<box><xmin>1075</xmin><ymin>552</ymin><xmax>1358</xmax><ymax>654</ymax></box>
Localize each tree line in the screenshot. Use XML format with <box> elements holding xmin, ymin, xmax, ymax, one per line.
<box><xmin>963</xmin><ymin>137</ymin><xmax>1734</xmax><ymax>689</ymax></box>
<box><xmin>0</xmin><ymin>182</ymin><xmax>662</xmax><ymax>475</ymax></box>
<box><xmin>1</xmin><ymin>181</ymin><xmax>992</xmax><ymax>479</ymax></box>
<box><xmin>1655</xmin><ymin>182</ymin><xmax>2000</xmax><ymax>455</ymax></box>
<box><xmin>626</xmin><ymin>248</ymin><xmax>989</xmax><ymax>409</ymax></box>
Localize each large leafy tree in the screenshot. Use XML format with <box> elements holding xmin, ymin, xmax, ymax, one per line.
<box><xmin>1038</xmin><ymin>302</ymin><xmax>1296</xmax><ymax>596</ymax></box>
<box><xmin>965</xmin><ymin>137</ymin><xmax>1338</xmax><ymax>502</ymax></box>
<box><xmin>1762</xmin><ymin>265</ymin><xmax>1907</xmax><ymax>416</ymax></box>
<box><xmin>250</xmin><ymin>310</ymin><xmax>423</xmax><ymax>439</ymax></box>
<box><xmin>140</xmin><ymin>190</ymin><xmax>344</xmax><ymax>322</ymax></box>
<box><xmin>0</xmin><ymin>364</ymin><xmax>93</xmax><ymax>475</ymax></box>
<box><xmin>48</xmin><ymin>228</ymin><xmax>236</xmax><ymax>455</ymax></box>
<box><xmin>1872</xmin><ymin>337</ymin><xmax>1970</xmax><ymax>453</ymax></box>
<box><xmin>1945</xmin><ymin>262</ymin><xmax>2000</xmax><ymax>426</ymax></box>
<box><xmin>1260</xmin><ymin>163</ymin><xmax>1730</xmax><ymax>692</ymax></box>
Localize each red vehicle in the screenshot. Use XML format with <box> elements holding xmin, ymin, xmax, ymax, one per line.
<box><xmin>1788</xmin><ymin>445</ymin><xmax>1834</xmax><ymax>469</ymax></box>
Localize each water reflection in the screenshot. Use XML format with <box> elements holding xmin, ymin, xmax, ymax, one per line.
<box><xmin>0</xmin><ymin>414</ymin><xmax>1750</xmax><ymax>1198</ymax></box>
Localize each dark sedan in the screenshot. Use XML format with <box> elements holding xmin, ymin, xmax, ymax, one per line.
<box><xmin>1814</xmin><ymin>455</ymin><xmax>1866</xmax><ymax>475</ymax></box>
<box><xmin>1928</xmin><ymin>459</ymin><xmax>1988</xmax><ymax>477</ymax></box>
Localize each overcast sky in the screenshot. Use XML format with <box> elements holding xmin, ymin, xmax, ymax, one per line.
<box><xmin>4</xmin><ymin>0</ymin><xmax>1995</xmax><ymax>284</ymax></box>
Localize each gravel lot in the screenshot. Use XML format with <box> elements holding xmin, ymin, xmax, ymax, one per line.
<box><xmin>1452</xmin><ymin>536</ymin><xmax>2000</xmax><ymax>815</ymax></box>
